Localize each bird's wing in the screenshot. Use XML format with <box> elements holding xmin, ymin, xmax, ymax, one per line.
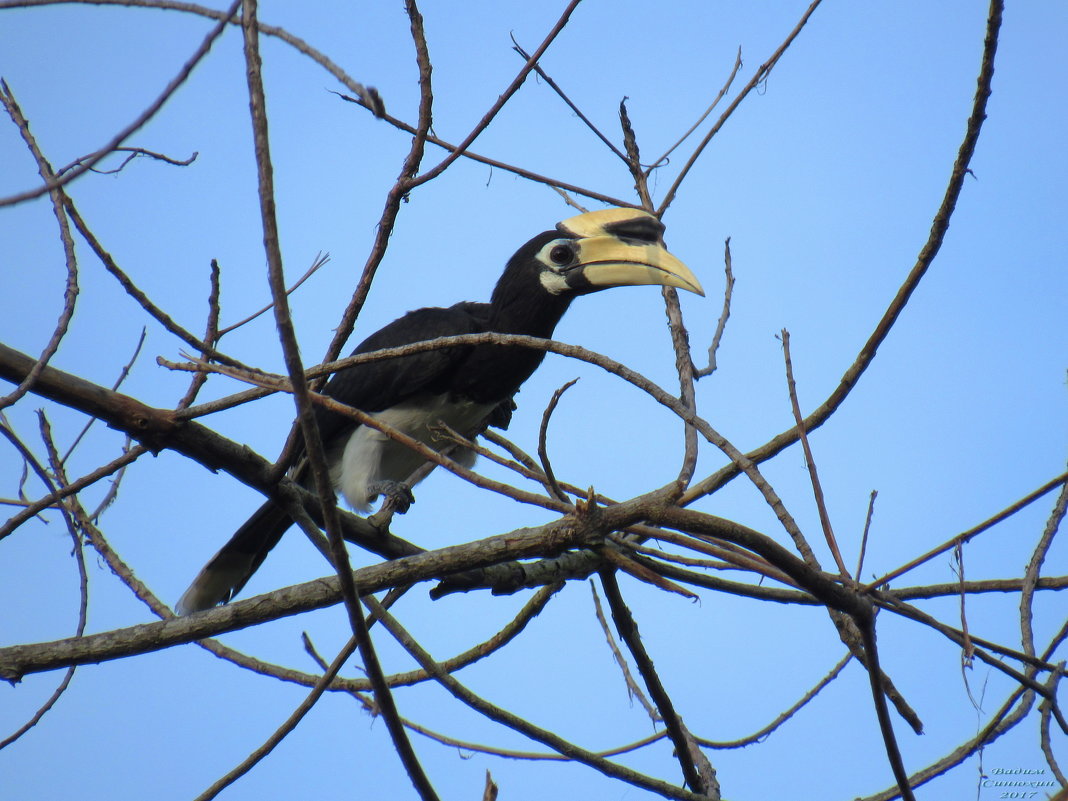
<box><xmin>178</xmin><ymin>305</ymin><xmax>486</xmax><ymax>614</ymax></box>
<box><xmin>310</xmin><ymin>304</ymin><xmax>484</xmax><ymax>448</ymax></box>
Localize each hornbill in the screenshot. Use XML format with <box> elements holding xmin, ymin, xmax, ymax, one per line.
<box><xmin>176</xmin><ymin>207</ymin><xmax>702</xmax><ymax>614</ymax></box>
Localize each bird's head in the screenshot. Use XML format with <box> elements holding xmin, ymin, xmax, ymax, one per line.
<box><xmin>492</xmin><ymin>208</ymin><xmax>703</xmax><ymax>313</ymax></box>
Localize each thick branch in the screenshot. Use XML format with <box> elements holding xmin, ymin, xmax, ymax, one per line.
<box><xmin>0</xmin><ymin>497</ymin><xmax>658</xmax><ymax>680</ymax></box>
<box><xmin>0</xmin><ymin>341</ymin><xmax>416</xmax><ymax>558</ymax></box>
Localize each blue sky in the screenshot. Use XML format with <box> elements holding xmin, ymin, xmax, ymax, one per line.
<box><xmin>1</xmin><ymin>2</ymin><xmax>1065</xmax><ymax>800</ymax></box>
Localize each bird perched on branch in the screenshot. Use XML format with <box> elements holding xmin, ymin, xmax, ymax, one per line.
<box><xmin>176</xmin><ymin>207</ymin><xmax>702</xmax><ymax>614</ymax></box>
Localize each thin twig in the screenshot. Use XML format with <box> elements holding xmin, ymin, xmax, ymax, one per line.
<box><xmin>855</xmin><ymin>490</ymin><xmax>878</xmax><ymax>579</ymax></box>
<box><xmin>63</xmin><ymin>328</ymin><xmax>146</xmax><ymax>462</ymax></box>
<box><xmin>855</xmin><ymin>613</ymin><xmax>915</xmax><ymax>801</ymax></box>
<box><xmin>0</xmin><ymin>0</ymin><xmax>241</xmax><ymax>208</ymax></box>
<box><xmin>1020</xmin><ymin>464</ymin><xmax>1068</xmax><ymax>660</ymax></box>
<box><xmin>623</xmin><ymin>540</ymin><xmax>756</xmax><ymax>575</ymax></box>
<box><xmin>538</xmin><ymin>378</ymin><xmax>579</xmax><ymax>504</ymax></box>
<box><xmin>316</xmin><ymin>0</ymin><xmax>436</xmax><ymax>378</ymax></box>
<box><xmin>953</xmin><ymin>543</ymin><xmax>974</xmax><ymax>670</ymax></box>
<box><xmin>0</xmin><ymin>417</ymin><xmax>87</xmax><ymax>750</ymax></box>
<box><xmin>589</xmin><ymin>582</ymin><xmax>661</xmax><ymax>723</ymax></box>
<box><xmin>6</xmin><ymin>0</ymin><xmax>634</xmax><ymax>209</ymax></box>
<box><xmin>217</xmin><ymin>252</ymin><xmax>329</xmax><ymax>336</ymax></box>
<box><xmin>510</xmin><ymin>35</ymin><xmax>627</xmax><ymax>163</ymax></box>
<box><xmin>331</xmin><ymin>85</ymin><xmax>634</xmax><ymax>207</ymax></box>
<box><xmin>238</xmin><ymin>2</ymin><xmax>437</xmax><ymax>797</ymax></box>
<box><xmin>408</xmin><ymin>0</ymin><xmax>584</xmax><ymax>188</ymax></box>
<box><xmin>680</xmin><ymin>0</ymin><xmax>1000</xmax><ymax>507</ymax></box>
<box><xmin>658</xmin><ymin>0</ymin><xmax>823</xmax><ymax>215</ymax></box>
<box><xmin>172</xmin><ymin>350</ymin><xmax>574</xmax><ymax>512</ymax></box>
<box><xmin>56</xmin><ymin>146</ymin><xmax>197</xmax><ymax>176</ymax></box>
<box><xmin>862</xmin><ymin>590</ymin><xmax>1068</xmax><ymax>801</ymax></box>
<box><xmin>875</xmin><ymin>593</ymin><xmax>1060</xmax><ymax>683</ymax></box>
<box><xmin>600</xmin><ymin>545</ymin><xmax>700</xmax><ymax>600</ymax></box>
<box><xmin>1038</xmin><ymin>665</ymin><xmax>1067</xmax><ymax>787</ymax></box>
<box><xmin>599</xmin><ymin>568</ymin><xmax>716</xmax><ymax>797</ymax></box>
<box><xmin>432</xmin><ymin>422</ymin><xmax>546</xmax><ymax>486</ymax></box>
<box><xmin>0</xmin><ymin>81</ymin><xmax>80</xmax><ymax>413</ymax></box>
<box><xmin>663</xmin><ymin>279</ymin><xmax>699</xmax><ymax>492</ymax></box>
<box><xmin>64</xmin><ymin>199</ymin><xmax>248</xmax><ymax>370</ymax></box>
<box><xmin>619</xmin><ymin>530</ymin><xmax>795</xmax><ymax>587</ymax></box>
<box><xmin>780</xmin><ymin>329</ymin><xmax>851</xmax><ymax>578</ymax></box>
<box><xmin>646</xmin><ymin>47</ymin><xmax>743</xmax><ymax>174</ymax></box>
<box><xmin>364</xmin><ymin>595</ymin><xmax>710</xmax><ymax>801</ymax></box>
<box><xmin>697</xmin><ymin>653</ymin><xmax>853</xmax><ymax>749</ymax></box>
<box><xmin>864</xmin><ymin>471</ymin><xmax>1068</xmax><ymax>591</ymax></box>
<box><xmin>193</xmin><ymin>637</ymin><xmax>360</xmax><ymax>801</ymax></box>
<box><xmin>85</xmin><ymin>436</ymin><xmax>135</xmax><ymax>522</ymax></box>
<box><xmin>481</xmin><ymin>429</ymin><xmax>541</xmax><ymax>474</ymax></box>
<box><xmin>694</xmin><ymin>238</ymin><xmax>734</xmax><ymax>379</ymax></box>
<box><xmin>173</xmin><ymin>259</ymin><xmax>222</xmax><ymax>411</ymax></box>
<box><xmin>618</xmin><ymin>98</ymin><xmax>652</xmax><ymax>209</ymax></box>
<box><xmin>0</xmin><ymin>440</ymin><xmax>146</xmax><ymax>543</ymax></box>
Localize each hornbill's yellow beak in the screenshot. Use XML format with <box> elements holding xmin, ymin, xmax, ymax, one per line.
<box><xmin>554</xmin><ymin>208</ymin><xmax>704</xmax><ymax>297</ymax></box>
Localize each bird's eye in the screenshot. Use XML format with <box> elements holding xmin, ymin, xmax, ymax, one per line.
<box><xmin>549</xmin><ymin>244</ymin><xmax>573</xmax><ymax>265</ymax></box>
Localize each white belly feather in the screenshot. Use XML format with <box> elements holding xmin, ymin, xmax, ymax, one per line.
<box><xmin>331</xmin><ymin>393</ymin><xmax>496</xmax><ymax>511</ymax></box>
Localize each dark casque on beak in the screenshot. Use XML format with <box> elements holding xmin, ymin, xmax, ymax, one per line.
<box><xmin>556</xmin><ymin>208</ymin><xmax>704</xmax><ymax>296</ymax></box>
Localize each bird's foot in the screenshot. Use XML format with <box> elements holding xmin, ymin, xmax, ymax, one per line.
<box><xmin>368</xmin><ymin>480</ymin><xmax>415</xmax><ymax>515</ymax></box>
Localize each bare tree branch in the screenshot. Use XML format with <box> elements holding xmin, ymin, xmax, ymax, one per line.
<box><xmin>0</xmin><ymin>81</ymin><xmax>79</xmax><ymax>411</ymax></box>
<box><xmin>657</xmin><ymin>0</ymin><xmax>824</xmax><ymax>215</ymax></box>
<box><xmin>679</xmin><ymin>0</ymin><xmax>1003</xmax><ymax>507</ymax></box>
<box><xmin>0</xmin><ymin>0</ymin><xmax>241</xmax><ymax>208</ymax></box>
<box><xmin>780</xmin><ymin>329</ymin><xmax>851</xmax><ymax>579</ymax></box>
<box><xmin>600</xmin><ymin>568</ymin><xmax>717</xmax><ymax>798</ymax></box>
<box><xmin>0</xmin><ymin>2</ymin><xmax>1050</xmax><ymax>799</ymax></box>
<box><xmin>693</xmin><ymin>238</ymin><xmax>733</xmax><ymax>379</ymax></box>
<box><xmin>238</xmin><ymin>2</ymin><xmax>437</xmax><ymax>797</ymax></box>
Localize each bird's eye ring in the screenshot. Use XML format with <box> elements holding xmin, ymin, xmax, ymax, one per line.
<box><xmin>549</xmin><ymin>244</ymin><xmax>573</xmax><ymax>266</ymax></box>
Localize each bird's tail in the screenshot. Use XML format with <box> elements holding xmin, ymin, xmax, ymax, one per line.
<box><xmin>175</xmin><ymin>500</ymin><xmax>292</xmax><ymax>615</ymax></box>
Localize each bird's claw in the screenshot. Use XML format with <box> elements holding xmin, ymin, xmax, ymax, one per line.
<box><xmin>368</xmin><ymin>480</ymin><xmax>415</xmax><ymax>515</ymax></box>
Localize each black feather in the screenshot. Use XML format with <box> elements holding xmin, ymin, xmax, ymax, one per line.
<box><xmin>177</xmin><ymin>228</ymin><xmax>582</xmax><ymax>613</ymax></box>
